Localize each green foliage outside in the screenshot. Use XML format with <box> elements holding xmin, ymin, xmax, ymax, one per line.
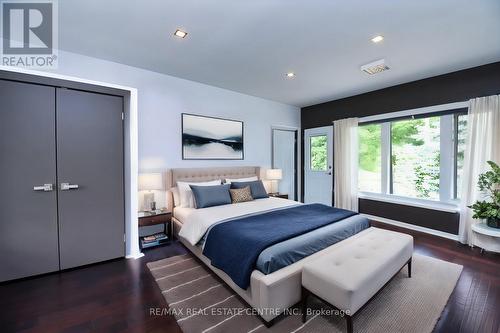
<box><xmin>359</xmin><ymin>118</ymin><xmax>443</xmax><ymax>198</ymax></box>
<box><xmin>414</xmin><ymin>153</ymin><xmax>440</xmax><ymax>198</ymax></box>
<box><xmin>358</xmin><ymin>124</ymin><xmax>381</xmax><ymax>172</ymax></box>
<box><xmin>391</xmin><ymin>119</ymin><xmax>425</xmax><ymax>147</ymax></box>
<box><xmin>399</xmin><ymin>118</ymin><xmax>439</xmax><ymax>199</ymax></box>
<box><xmin>310</xmin><ymin>135</ymin><xmax>327</xmax><ymax>171</ymax></box>
<box><xmin>359</xmin><ymin>120</ymin><xmax>425</xmax><ymax>173</ymax></box>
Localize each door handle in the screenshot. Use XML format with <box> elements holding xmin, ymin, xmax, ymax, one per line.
<box><xmin>33</xmin><ymin>184</ymin><xmax>53</xmax><ymax>192</ymax></box>
<box><xmin>60</xmin><ymin>183</ymin><xmax>79</xmax><ymax>191</ymax></box>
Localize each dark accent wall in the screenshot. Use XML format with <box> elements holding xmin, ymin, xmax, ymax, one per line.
<box><xmin>301</xmin><ymin>61</ymin><xmax>500</xmax><ymax>234</ymax></box>
<box><xmin>302</xmin><ymin>61</ymin><xmax>500</xmax><ymax>127</ymax></box>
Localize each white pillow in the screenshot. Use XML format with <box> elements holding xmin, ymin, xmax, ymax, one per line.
<box><xmin>177</xmin><ymin>179</ymin><xmax>221</xmax><ymax>208</ymax></box>
<box><xmin>224</xmin><ymin>176</ymin><xmax>258</xmax><ymax>184</ymax></box>
<box><xmin>171</xmin><ymin>187</ymin><xmax>180</xmax><ymax>207</ymax></box>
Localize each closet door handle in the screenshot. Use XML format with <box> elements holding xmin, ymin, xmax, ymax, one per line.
<box><xmin>60</xmin><ymin>183</ymin><xmax>79</xmax><ymax>191</ymax></box>
<box><xmin>33</xmin><ymin>184</ymin><xmax>53</xmax><ymax>192</ymax></box>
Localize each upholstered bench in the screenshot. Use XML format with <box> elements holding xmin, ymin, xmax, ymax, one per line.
<box><xmin>301</xmin><ymin>227</ymin><xmax>413</xmax><ymax>333</ymax></box>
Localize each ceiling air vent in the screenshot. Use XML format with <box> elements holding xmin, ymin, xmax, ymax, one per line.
<box><xmin>361</xmin><ymin>59</ymin><xmax>389</xmax><ymax>75</ymax></box>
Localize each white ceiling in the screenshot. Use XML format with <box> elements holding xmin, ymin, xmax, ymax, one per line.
<box><xmin>59</xmin><ymin>0</ymin><xmax>500</xmax><ymax>107</ymax></box>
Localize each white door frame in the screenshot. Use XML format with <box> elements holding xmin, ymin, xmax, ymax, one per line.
<box><xmin>271</xmin><ymin>126</ymin><xmax>298</xmax><ymax>200</ymax></box>
<box><xmin>0</xmin><ymin>65</ymin><xmax>142</xmax><ymax>259</ymax></box>
<box><xmin>304</xmin><ymin>126</ymin><xmax>333</xmax><ymax>205</ymax></box>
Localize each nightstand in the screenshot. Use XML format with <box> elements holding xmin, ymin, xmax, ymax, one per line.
<box><xmin>138</xmin><ymin>210</ymin><xmax>172</xmax><ymax>249</ymax></box>
<box><xmin>269</xmin><ymin>193</ymin><xmax>288</xmax><ymax>199</ymax></box>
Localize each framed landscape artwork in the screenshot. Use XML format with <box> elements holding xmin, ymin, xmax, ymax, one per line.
<box><xmin>182</xmin><ymin>113</ymin><xmax>244</xmax><ymax>160</ymax></box>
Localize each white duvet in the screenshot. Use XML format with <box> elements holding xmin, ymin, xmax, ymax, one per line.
<box><xmin>176</xmin><ymin>197</ymin><xmax>300</xmax><ymax>245</ymax></box>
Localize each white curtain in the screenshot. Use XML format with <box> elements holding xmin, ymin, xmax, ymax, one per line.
<box><xmin>459</xmin><ymin>95</ymin><xmax>500</xmax><ymax>246</ymax></box>
<box><xmin>333</xmin><ymin>118</ymin><xmax>359</xmax><ymax>211</ymax></box>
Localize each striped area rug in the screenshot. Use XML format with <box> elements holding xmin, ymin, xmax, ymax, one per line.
<box><xmin>147</xmin><ymin>253</ymin><xmax>462</xmax><ymax>333</ymax></box>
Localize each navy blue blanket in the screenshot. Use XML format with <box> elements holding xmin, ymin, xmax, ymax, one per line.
<box><xmin>202</xmin><ymin>204</ymin><xmax>357</xmax><ymax>289</ymax></box>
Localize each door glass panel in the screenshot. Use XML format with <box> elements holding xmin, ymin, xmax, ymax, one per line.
<box><xmin>310</xmin><ymin>135</ymin><xmax>327</xmax><ymax>171</ymax></box>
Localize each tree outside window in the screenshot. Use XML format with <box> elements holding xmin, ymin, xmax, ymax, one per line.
<box><xmin>392</xmin><ymin>117</ymin><xmax>440</xmax><ymax>199</ymax></box>
<box><xmin>310</xmin><ymin>135</ymin><xmax>327</xmax><ymax>171</ymax></box>
<box><xmin>358</xmin><ymin>113</ymin><xmax>464</xmax><ymax>201</ymax></box>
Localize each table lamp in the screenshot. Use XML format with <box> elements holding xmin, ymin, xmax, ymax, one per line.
<box><xmin>266</xmin><ymin>169</ymin><xmax>282</xmax><ymax>195</ymax></box>
<box><xmin>139</xmin><ymin>173</ymin><xmax>164</xmax><ymax>211</ymax></box>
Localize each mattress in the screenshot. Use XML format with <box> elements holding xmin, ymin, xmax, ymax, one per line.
<box><xmin>175</xmin><ymin>198</ymin><xmax>370</xmax><ymax>276</ymax></box>
<box><xmin>176</xmin><ymin>197</ymin><xmax>299</xmax><ymax>245</ymax></box>
<box><xmin>256</xmin><ymin>214</ymin><xmax>369</xmax><ymax>273</ymax></box>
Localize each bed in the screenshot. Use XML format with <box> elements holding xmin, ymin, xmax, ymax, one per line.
<box><xmin>164</xmin><ymin>166</ymin><xmax>371</xmax><ymax>324</ymax></box>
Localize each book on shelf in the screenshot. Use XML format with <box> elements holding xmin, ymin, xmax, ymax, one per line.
<box><xmin>143</xmin><ymin>235</ymin><xmax>156</xmax><ymax>242</ymax></box>
<box><xmin>142</xmin><ymin>233</ymin><xmax>167</xmax><ymax>243</ymax></box>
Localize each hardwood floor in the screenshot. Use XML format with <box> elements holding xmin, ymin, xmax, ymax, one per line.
<box><xmin>371</xmin><ymin>222</ymin><xmax>500</xmax><ymax>333</ymax></box>
<box><xmin>0</xmin><ymin>245</ymin><xmax>187</xmax><ymax>333</ymax></box>
<box><xmin>0</xmin><ymin>223</ymin><xmax>498</xmax><ymax>333</ymax></box>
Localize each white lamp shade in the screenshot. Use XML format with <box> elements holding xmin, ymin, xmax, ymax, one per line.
<box><xmin>266</xmin><ymin>169</ymin><xmax>282</xmax><ymax>180</ymax></box>
<box><xmin>138</xmin><ymin>173</ymin><xmax>164</xmax><ymax>191</ymax></box>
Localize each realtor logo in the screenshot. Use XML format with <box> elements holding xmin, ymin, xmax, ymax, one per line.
<box><xmin>1</xmin><ymin>0</ymin><xmax>58</xmax><ymax>68</ymax></box>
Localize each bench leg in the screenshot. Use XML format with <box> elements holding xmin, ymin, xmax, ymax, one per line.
<box><xmin>407</xmin><ymin>257</ymin><xmax>412</xmax><ymax>278</ymax></box>
<box><xmin>301</xmin><ymin>287</ymin><xmax>309</xmax><ymax>323</ymax></box>
<box><xmin>345</xmin><ymin>315</ymin><xmax>353</xmax><ymax>333</ymax></box>
<box><xmin>263</xmin><ymin>318</ymin><xmax>275</xmax><ymax>328</ymax></box>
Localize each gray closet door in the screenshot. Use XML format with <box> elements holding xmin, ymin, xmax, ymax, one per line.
<box><xmin>0</xmin><ymin>80</ymin><xmax>59</xmax><ymax>282</ymax></box>
<box><xmin>56</xmin><ymin>89</ymin><xmax>124</xmax><ymax>269</ymax></box>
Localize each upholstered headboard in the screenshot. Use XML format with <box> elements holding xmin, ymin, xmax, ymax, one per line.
<box><xmin>164</xmin><ymin>166</ymin><xmax>261</xmax><ymax>212</ymax></box>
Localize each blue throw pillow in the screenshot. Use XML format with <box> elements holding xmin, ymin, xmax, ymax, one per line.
<box><xmin>231</xmin><ymin>180</ymin><xmax>269</xmax><ymax>199</ymax></box>
<box><xmin>190</xmin><ymin>184</ymin><xmax>231</xmax><ymax>209</ymax></box>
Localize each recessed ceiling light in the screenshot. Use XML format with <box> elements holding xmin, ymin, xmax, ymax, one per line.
<box><xmin>286</xmin><ymin>72</ymin><xmax>295</xmax><ymax>78</ymax></box>
<box><xmin>174</xmin><ymin>29</ymin><xmax>188</xmax><ymax>38</ymax></box>
<box><xmin>371</xmin><ymin>35</ymin><xmax>384</xmax><ymax>43</ymax></box>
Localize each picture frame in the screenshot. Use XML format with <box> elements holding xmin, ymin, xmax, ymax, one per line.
<box><xmin>181</xmin><ymin>113</ymin><xmax>244</xmax><ymax>160</ymax></box>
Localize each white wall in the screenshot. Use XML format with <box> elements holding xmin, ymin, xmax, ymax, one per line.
<box><xmin>3</xmin><ymin>50</ymin><xmax>299</xmax><ymax>257</ymax></box>
<box><xmin>42</xmin><ymin>51</ymin><xmax>300</xmax><ymax>208</ymax></box>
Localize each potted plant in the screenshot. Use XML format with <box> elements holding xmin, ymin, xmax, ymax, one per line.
<box><xmin>469</xmin><ymin>161</ymin><xmax>500</xmax><ymax>228</ymax></box>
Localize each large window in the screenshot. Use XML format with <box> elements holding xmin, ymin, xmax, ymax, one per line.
<box><xmin>358</xmin><ymin>110</ymin><xmax>467</xmax><ymax>204</ymax></box>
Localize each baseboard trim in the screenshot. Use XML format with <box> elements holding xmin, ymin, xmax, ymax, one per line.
<box><xmin>361</xmin><ymin>213</ymin><xmax>459</xmax><ymax>241</ymax></box>
<box><xmin>126</xmin><ymin>252</ymin><xmax>144</xmax><ymax>259</ymax></box>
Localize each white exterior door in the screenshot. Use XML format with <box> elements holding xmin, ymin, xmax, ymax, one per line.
<box><xmin>304</xmin><ymin>126</ymin><xmax>333</xmax><ymax>205</ymax></box>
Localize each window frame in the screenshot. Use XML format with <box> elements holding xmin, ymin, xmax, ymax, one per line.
<box><xmin>358</xmin><ymin>102</ymin><xmax>468</xmax><ymax>210</ymax></box>
<box><xmin>453</xmin><ymin>112</ymin><xmax>468</xmax><ymax>199</ymax></box>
